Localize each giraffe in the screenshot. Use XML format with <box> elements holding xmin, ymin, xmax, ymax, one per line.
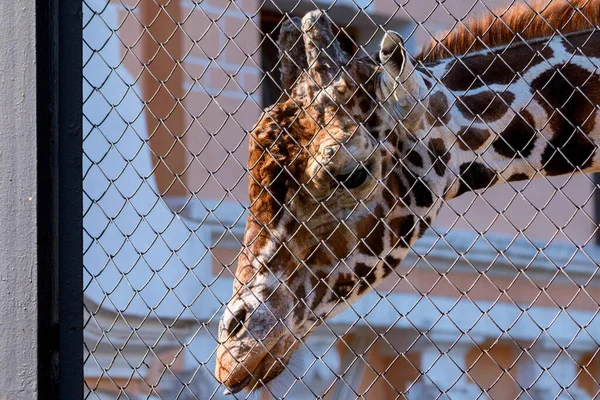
<box><xmin>215</xmin><ymin>0</ymin><xmax>600</xmax><ymax>394</ymax></box>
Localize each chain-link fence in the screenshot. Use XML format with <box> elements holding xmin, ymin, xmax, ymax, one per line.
<box><xmin>83</xmin><ymin>0</ymin><xmax>600</xmax><ymax>398</ymax></box>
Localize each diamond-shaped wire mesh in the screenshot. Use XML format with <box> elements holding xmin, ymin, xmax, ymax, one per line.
<box><xmin>83</xmin><ymin>0</ymin><xmax>600</xmax><ymax>398</ymax></box>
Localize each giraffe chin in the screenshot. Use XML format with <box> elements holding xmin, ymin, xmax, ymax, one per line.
<box><xmin>218</xmin><ymin>333</ymin><xmax>301</xmax><ymax>395</ymax></box>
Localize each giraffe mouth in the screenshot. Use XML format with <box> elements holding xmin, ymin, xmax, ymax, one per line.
<box><xmin>223</xmin><ymin>374</ymin><xmax>253</xmax><ymax>395</ymax></box>
<box><xmin>219</xmin><ymin>332</ymin><xmax>299</xmax><ymax>394</ymax></box>
<box><xmin>221</xmin><ymin>350</ymin><xmax>274</xmax><ymax>395</ymax></box>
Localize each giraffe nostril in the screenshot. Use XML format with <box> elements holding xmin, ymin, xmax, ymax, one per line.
<box><xmin>227</xmin><ymin>308</ymin><xmax>247</xmax><ymax>337</ymax></box>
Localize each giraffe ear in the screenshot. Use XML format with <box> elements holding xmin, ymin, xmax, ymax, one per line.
<box><xmin>378</xmin><ymin>31</ymin><xmax>427</xmax><ymax>108</ymax></box>
<box><xmin>277</xmin><ymin>17</ymin><xmax>308</xmax><ymax>93</ymax></box>
<box><xmin>379</xmin><ymin>31</ymin><xmax>406</xmax><ymax>78</ymax></box>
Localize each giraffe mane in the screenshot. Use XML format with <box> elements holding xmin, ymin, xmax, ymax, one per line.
<box><xmin>418</xmin><ymin>0</ymin><xmax>600</xmax><ymax>62</ymax></box>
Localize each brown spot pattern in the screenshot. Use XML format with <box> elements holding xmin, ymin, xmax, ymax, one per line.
<box><xmin>355</xmin><ymin>263</ymin><xmax>378</xmax><ymax>295</ymax></box>
<box><xmin>309</xmin><ymin>271</ymin><xmax>329</xmax><ymax>309</ymax></box>
<box><xmin>382</xmin><ymin>255</ymin><xmax>400</xmax><ymax>278</ymax></box>
<box><xmin>532</xmin><ymin>64</ymin><xmax>600</xmax><ymax>175</ymax></box>
<box><xmin>384</xmin><ymin>171</ymin><xmax>409</xmax><ymax>207</ymax></box>
<box><xmin>458</xmin><ymin>126</ymin><xmax>492</xmax><ymax>151</ymax></box>
<box><xmin>455</xmin><ymin>162</ymin><xmax>499</xmax><ymax>197</ymax></box>
<box><xmin>390</xmin><ymin>215</ymin><xmax>416</xmax><ymax>248</ymax></box>
<box><xmin>331</xmin><ymin>273</ymin><xmax>357</xmax><ymax>299</ymax></box>
<box><xmin>405</xmin><ymin>148</ymin><xmax>424</xmax><ymax>167</ymax></box>
<box><xmin>426</xmin><ymin>91</ymin><xmax>451</xmax><ymax>127</ymax></box>
<box><xmin>561</xmin><ymin>31</ymin><xmax>600</xmax><ymax>59</ymax></box>
<box><xmin>456</xmin><ymin>91</ymin><xmax>515</xmax><ymax>122</ymax></box>
<box><xmin>441</xmin><ymin>43</ymin><xmax>554</xmax><ymax>91</ymax></box>
<box><xmin>403</xmin><ymin>166</ymin><xmax>434</xmax><ymax>208</ymax></box>
<box><xmin>428</xmin><ymin>138</ymin><xmax>451</xmax><ymax>176</ymax></box>
<box><xmin>507</xmin><ymin>172</ymin><xmax>530</xmax><ymax>182</ymax></box>
<box><xmin>492</xmin><ymin>110</ymin><xmax>537</xmax><ymax>158</ymax></box>
<box><xmin>248</xmin><ymin>102</ymin><xmax>314</xmax><ymax>231</ymax></box>
<box><xmin>356</xmin><ymin>208</ymin><xmax>386</xmax><ymax>256</ymax></box>
<box><xmin>418</xmin><ymin>216</ymin><xmax>432</xmax><ymax>238</ymax></box>
<box><xmin>293</xmin><ymin>282</ymin><xmax>307</xmax><ymax>324</ymax></box>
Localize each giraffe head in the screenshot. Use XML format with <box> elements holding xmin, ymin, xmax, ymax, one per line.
<box><xmin>213</xmin><ymin>0</ymin><xmax>600</xmax><ymax>393</ymax></box>
<box><xmin>215</xmin><ymin>10</ymin><xmax>435</xmax><ymax>393</ymax></box>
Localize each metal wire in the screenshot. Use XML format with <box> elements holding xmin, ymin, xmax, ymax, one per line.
<box><xmin>83</xmin><ymin>0</ymin><xmax>600</xmax><ymax>398</ymax></box>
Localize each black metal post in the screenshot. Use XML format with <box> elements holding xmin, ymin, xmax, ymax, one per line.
<box><xmin>37</xmin><ymin>0</ymin><xmax>83</xmax><ymax>398</ymax></box>
<box><xmin>595</xmin><ymin>174</ymin><xmax>600</xmax><ymax>245</ymax></box>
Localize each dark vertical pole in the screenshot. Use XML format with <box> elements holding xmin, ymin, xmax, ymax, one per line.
<box><xmin>37</xmin><ymin>0</ymin><xmax>83</xmax><ymax>398</ymax></box>
<box><xmin>595</xmin><ymin>174</ymin><xmax>600</xmax><ymax>244</ymax></box>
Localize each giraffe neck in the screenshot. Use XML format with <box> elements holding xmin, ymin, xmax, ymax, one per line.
<box><xmin>414</xmin><ymin>29</ymin><xmax>600</xmax><ymax>201</ymax></box>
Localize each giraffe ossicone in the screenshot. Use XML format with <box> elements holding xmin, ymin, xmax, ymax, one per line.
<box><xmin>215</xmin><ymin>2</ymin><xmax>600</xmax><ymax>394</ymax></box>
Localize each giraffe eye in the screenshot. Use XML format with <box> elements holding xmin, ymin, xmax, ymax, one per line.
<box><xmin>335</xmin><ymin>166</ymin><xmax>368</xmax><ymax>189</ymax></box>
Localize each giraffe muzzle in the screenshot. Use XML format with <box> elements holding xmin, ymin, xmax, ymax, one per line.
<box><xmin>216</xmin><ymin>328</ymin><xmax>299</xmax><ymax>394</ymax></box>
<box><xmin>216</xmin><ymin>295</ymin><xmax>297</xmax><ymax>393</ymax></box>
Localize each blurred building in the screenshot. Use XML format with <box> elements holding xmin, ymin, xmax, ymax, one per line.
<box><xmin>83</xmin><ymin>0</ymin><xmax>600</xmax><ymax>398</ymax></box>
